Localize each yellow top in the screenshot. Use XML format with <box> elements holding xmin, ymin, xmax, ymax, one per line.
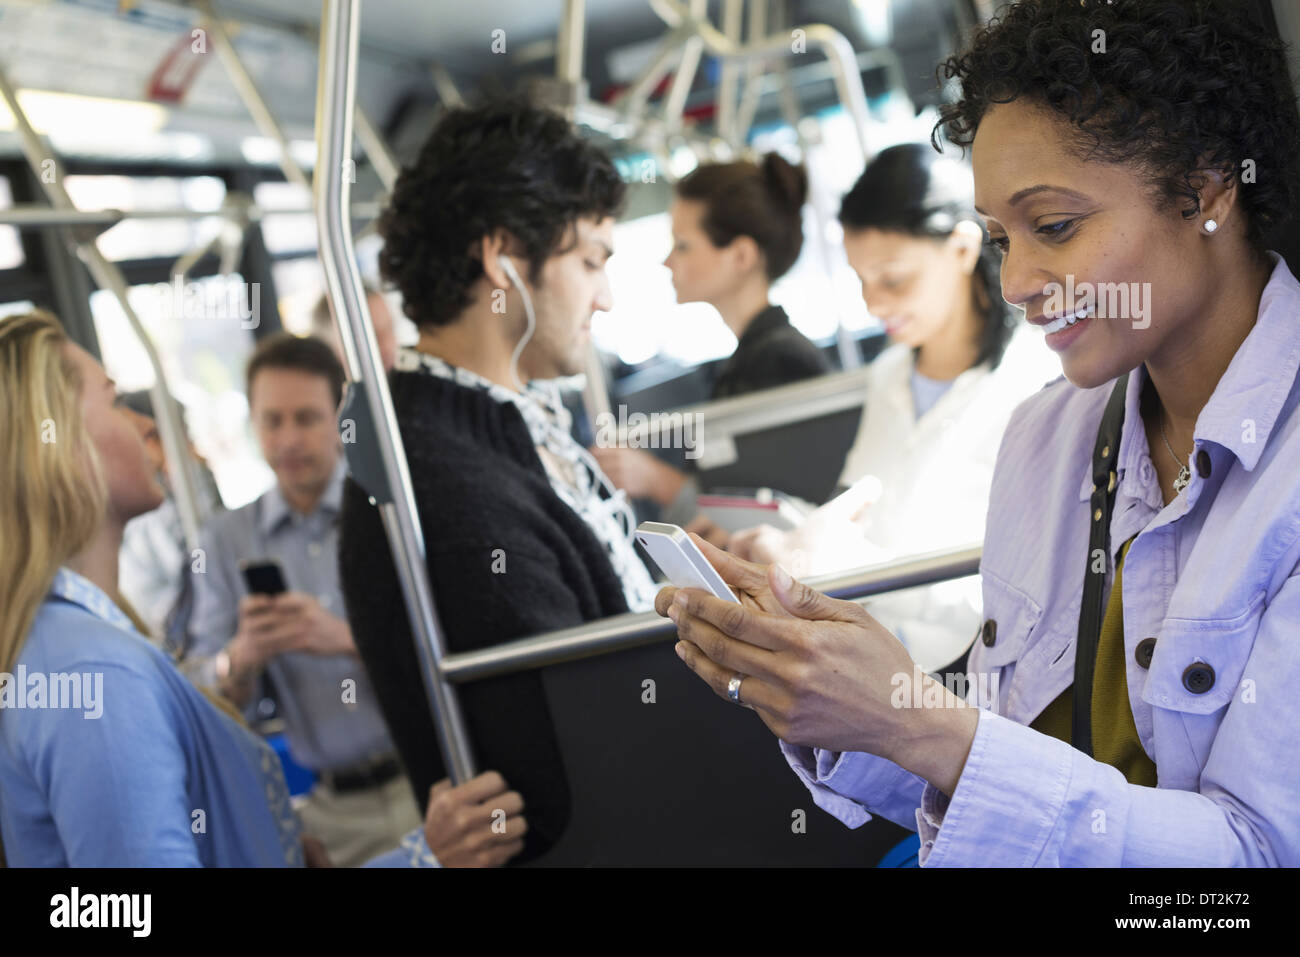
<box><xmin>1029</xmin><ymin>537</ymin><xmax>1157</xmax><ymax>786</ymax></box>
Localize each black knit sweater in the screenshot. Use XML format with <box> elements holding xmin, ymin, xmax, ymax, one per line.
<box><xmin>337</xmin><ymin>368</ymin><xmax>630</xmax><ymax>862</ymax></box>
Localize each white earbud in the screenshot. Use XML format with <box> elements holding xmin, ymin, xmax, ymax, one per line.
<box><xmin>496</xmin><ymin>253</ymin><xmax>535</xmax><ymax>392</ymax></box>
<box><xmin>498</xmin><ymin>253</ymin><xmax>521</xmax><ymax>289</ymax></box>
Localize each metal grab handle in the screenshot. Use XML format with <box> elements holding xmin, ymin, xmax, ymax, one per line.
<box><xmin>440</xmin><ymin>544</ymin><xmax>983</xmax><ymax>683</ymax></box>
<box><xmin>315</xmin><ymin>0</ymin><xmax>476</xmax><ymax>783</ymax></box>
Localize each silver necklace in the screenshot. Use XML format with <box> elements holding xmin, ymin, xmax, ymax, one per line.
<box><xmin>1158</xmin><ymin>409</ymin><xmax>1192</xmax><ymax>493</ymax></box>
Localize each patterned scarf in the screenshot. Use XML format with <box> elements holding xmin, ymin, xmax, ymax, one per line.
<box><xmin>396</xmin><ymin>349</ymin><xmax>658</xmax><ymax>612</ymax></box>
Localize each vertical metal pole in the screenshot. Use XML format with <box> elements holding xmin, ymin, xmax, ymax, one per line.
<box><xmin>316</xmin><ymin>0</ymin><xmax>476</xmax><ymax>783</ymax></box>
<box><xmin>717</xmin><ymin>0</ymin><xmax>744</xmax><ymax>147</ymax></box>
<box><xmin>734</xmin><ymin>0</ymin><xmax>769</xmax><ymax>144</ymax></box>
<box><xmin>0</xmin><ymin>65</ymin><xmax>204</xmax><ymax>552</ymax></box>
<box><xmin>773</xmin><ymin>0</ymin><xmax>859</xmax><ymax>370</ymax></box>
<box><xmin>558</xmin><ymin>0</ymin><xmax>612</xmax><ymax>439</ymax></box>
<box><xmin>811</xmin><ymin>29</ymin><xmax>874</xmax><ymax>159</ymax></box>
<box><xmin>556</xmin><ymin>0</ymin><xmax>587</xmax><ymax>86</ymax></box>
<box><xmin>582</xmin><ymin>346</ymin><xmax>613</xmax><ymax>425</ymax></box>
<box><xmin>664</xmin><ymin>0</ymin><xmax>707</xmax><ymax>133</ymax></box>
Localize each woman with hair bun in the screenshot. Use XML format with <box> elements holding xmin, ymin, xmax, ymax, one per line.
<box><xmin>593</xmin><ymin>153</ymin><xmax>830</xmax><ymax>509</ymax></box>
<box><xmin>668</xmin><ymin>152</ymin><xmax>828</xmax><ymax>399</ymax></box>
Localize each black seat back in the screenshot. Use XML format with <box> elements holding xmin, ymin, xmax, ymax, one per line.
<box><xmin>696</xmin><ymin>406</ymin><xmax>862</xmax><ymax>505</ymax></box>
<box><xmin>522</xmin><ymin>639</ymin><xmax>908</xmax><ymax>866</ymax></box>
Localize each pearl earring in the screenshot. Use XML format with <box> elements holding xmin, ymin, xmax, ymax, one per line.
<box><xmin>1204</xmin><ymin>219</ymin><xmax>1219</xmax><ymax>233</ymax></box>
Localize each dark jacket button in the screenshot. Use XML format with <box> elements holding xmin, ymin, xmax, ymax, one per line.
<box><xmin>1135</xmin><ymin>637</ymin><xmax>1157</xmax><ymax>669</ymax></box>
<box><xmin>1196</xmin><ymin>449</ymin><xmax>1212</xmax><ymax>478</ymax></box>
<box><xmin>981</xmin><ymin>619</ymin><xmax>997</xmax><ymax>647</ymax></box>
<box><xmin>1182</xmin><ymin>662</ymin><xmax>1216</xmax><ymax>694</ymax></box>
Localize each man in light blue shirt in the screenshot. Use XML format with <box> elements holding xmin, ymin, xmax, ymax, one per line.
<box><xmin>186</xmin><ymin>333</ymin><xmax>420</xmax><ymax>867</ymax></box>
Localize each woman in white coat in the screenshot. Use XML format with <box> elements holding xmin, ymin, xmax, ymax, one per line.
<box><xmin>731</xmin><ymin>144</ymin><xmax>1059</xmax><ymax>672</ymax></box>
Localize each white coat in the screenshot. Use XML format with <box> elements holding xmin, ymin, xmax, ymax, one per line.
<box><xmin>802</xmin><ymin>323</ymin><xmax>1061</xmax><ymax>672</ymax></box>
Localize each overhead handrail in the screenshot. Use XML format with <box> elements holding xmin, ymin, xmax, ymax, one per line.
<box><xmin>351</xmin><ymin>106</ymin><xmax>400</xmax><ymax>192</ymax></box>
<box><xmin>440</xmin><ymin>544</ymin><xmax>983</xmax><ymax>682</ymax></box>
<box><xmin>0</xmin><ymin>202</ymin><xmax>382</xmax><ymax>227</ymax></box>
<box><xmin>314</xmin><ymin>0</ymin><xmax>477</xmax><ymax>784</ymax></box>
<box><xmin>198</xmin><ymin>0</ymin><xmax>312</xmax><ymax>191</ymax></box>
<box><xmin>647</xmin><ymin>0</ymin><xmax>876</xmax><ymax>156</ymax></box>
<box><xmin>198</xmin><ymin>0</ymin><xmax>405</xmax><ymax>201</ymax></box>
<box><xmin>664</xmin><ymin>0</ymin><xmax>708</xmax><ymax>134</ymax></box>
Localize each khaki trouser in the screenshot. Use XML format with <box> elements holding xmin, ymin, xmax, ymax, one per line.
<box><xmin>296</xmin><ymin>773</ymin><xmax>423</xmax><ymax>868</ymax></box>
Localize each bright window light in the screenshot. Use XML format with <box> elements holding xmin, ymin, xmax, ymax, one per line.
<box><xmin>288</xmin><ymin>140</ymin><xmax>317</xmax><ymax>169</ymax></box>
<box><xmin>0</xmin><ymin>89</ymin><xmax>168</xmax><ymax>136</ymax></box>
<box><xmin>668</xmin><ymin>145</ymin><xmax>698</xmax><ymax>180</ymax></box>
<box><xmin>240</xmin><ymin>137</ymin><xmax>281</xmax><ymax>166</ymax></box>
<box><xmin>595</xmin><ymin>212</ymin><xmax>735</xmax><ymax>368</ymax></box>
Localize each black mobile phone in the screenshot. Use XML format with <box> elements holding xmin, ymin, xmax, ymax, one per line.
<box><xmin>239</xmin><ymin>559</ymin><xmax>287</xmax><ymax>596</ymax></box>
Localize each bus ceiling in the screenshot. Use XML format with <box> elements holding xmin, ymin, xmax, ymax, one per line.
<box><xmin>0</xmin><ymin>0</ymin><xmax>983</xmax><ymax>170</ymax></box>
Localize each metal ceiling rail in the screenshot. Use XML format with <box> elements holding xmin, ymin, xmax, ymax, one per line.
<box><xmin>0</xmin><ymin>202</ymin><xmax>382</xmax><ymax>228</ymax></box>
<box><xmin>197</xmin><ymin>0</ymin><xmax>312</xmax><ymax>190</ymax></box>
<box><xmin>440</xmin><ymin>543</ymin><xmax>983</xmax><ymax>682</ymax></box>
<box><xmin>647</xmin><ymin>0</ymin><xmax>874</xmax><ymax>156</ymax></box>
<box><xmin>0</xmin><ymin>63</ymin><xmax>206</xmax><ymax>552</ymax></box>
<box><xmin>198</xmin><ymin>0</ymin><xmax>401</xmax><ymax>195</ymax></box>
<box><xmin>314</xmin><ymin>0</ymin><xmax>477</xmax><ymax>784</ymax></box>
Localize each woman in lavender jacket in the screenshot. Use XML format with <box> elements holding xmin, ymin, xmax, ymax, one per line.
<box><xmin>657</xmin><ymin>0</ymin><xmax>1300</xmax><ymax>866</ymax></box>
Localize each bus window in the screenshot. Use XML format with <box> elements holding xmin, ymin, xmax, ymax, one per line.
<box><xmin>253</xmin><ymin>181</ymin><xmax>316</xmax><ymax>255</ymax></box>
<box><xmin>88</xmin><ymin>277</ymin><xmax>271</xmax><ymax>509</ymax></box>
<box><xmin>0</xmin><ymin>300</ymin><xmax>36</xmax><ymax>320</ymax></box>
<box><xmin>62</xmin><ymin>174</ymin><xmax>227</xmax><ymax>262</ymax></box>
<box><xmin>272</xmin><ymin>256</ymin><xmax>328</xmax><ymax>336</ymax></box>
<box><xmin>0</xmin><ymin>177</ymin><xmax>25</xmax><ymax>270</ymax></box>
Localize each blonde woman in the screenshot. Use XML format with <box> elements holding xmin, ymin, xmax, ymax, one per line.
<box><xmin>0</xmin><ymin>312</ymin><xmax>515</xmax><ymax>867</ymax></box>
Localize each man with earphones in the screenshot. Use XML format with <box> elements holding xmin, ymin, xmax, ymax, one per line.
<box><xmin>337</xmin><ymin>97</ymin><xmax>657</xmax><ymax>865</ymax></box>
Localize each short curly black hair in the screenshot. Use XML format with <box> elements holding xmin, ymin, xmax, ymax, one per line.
<box><xmin>378</xmin><ymin>96</ymin><xmax>627</xmax><ymax>329</ymax></box>
<box><xmin>934</xmin><ymin>0</ymin><xmax>1300</xmax><ymax>249</ymax></box>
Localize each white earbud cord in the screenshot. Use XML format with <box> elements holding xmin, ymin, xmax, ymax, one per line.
<box><xmin>499</xmin><ymin>254</ymin><xmax>636</xmax><ymax>542</ymax></box>
<box><xmin>498</xmin><ymin>255</ymin><xmax>536</xmax><ymax>395</ymax></box>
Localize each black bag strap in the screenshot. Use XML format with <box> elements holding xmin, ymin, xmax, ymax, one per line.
<box><xmin>1072</xmin><ymin>372</ymin><xmax>1130</xmax><ymax>758</ymax></box>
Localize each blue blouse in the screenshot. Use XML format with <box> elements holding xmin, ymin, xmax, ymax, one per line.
<box><xmin>0</xmin><ymin>567</ymin><xmax>434</xmax><ymax>867</ymax></box>
<box><xmin>909</xmin><ymin>368</ymin><xmax>954</xmax><ymax>419</ymax></box>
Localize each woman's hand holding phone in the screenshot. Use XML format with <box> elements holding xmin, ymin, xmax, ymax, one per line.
<box><xmin>655</xmin><ymin>532</ymin><xmax>979</xmax><ymax>794</ymax></box>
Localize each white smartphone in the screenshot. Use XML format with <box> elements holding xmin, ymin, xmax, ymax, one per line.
<box><xmin>635</xmin><ymin>521</ymin><xmax>740</xmax><ymax>603</ymax></box>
